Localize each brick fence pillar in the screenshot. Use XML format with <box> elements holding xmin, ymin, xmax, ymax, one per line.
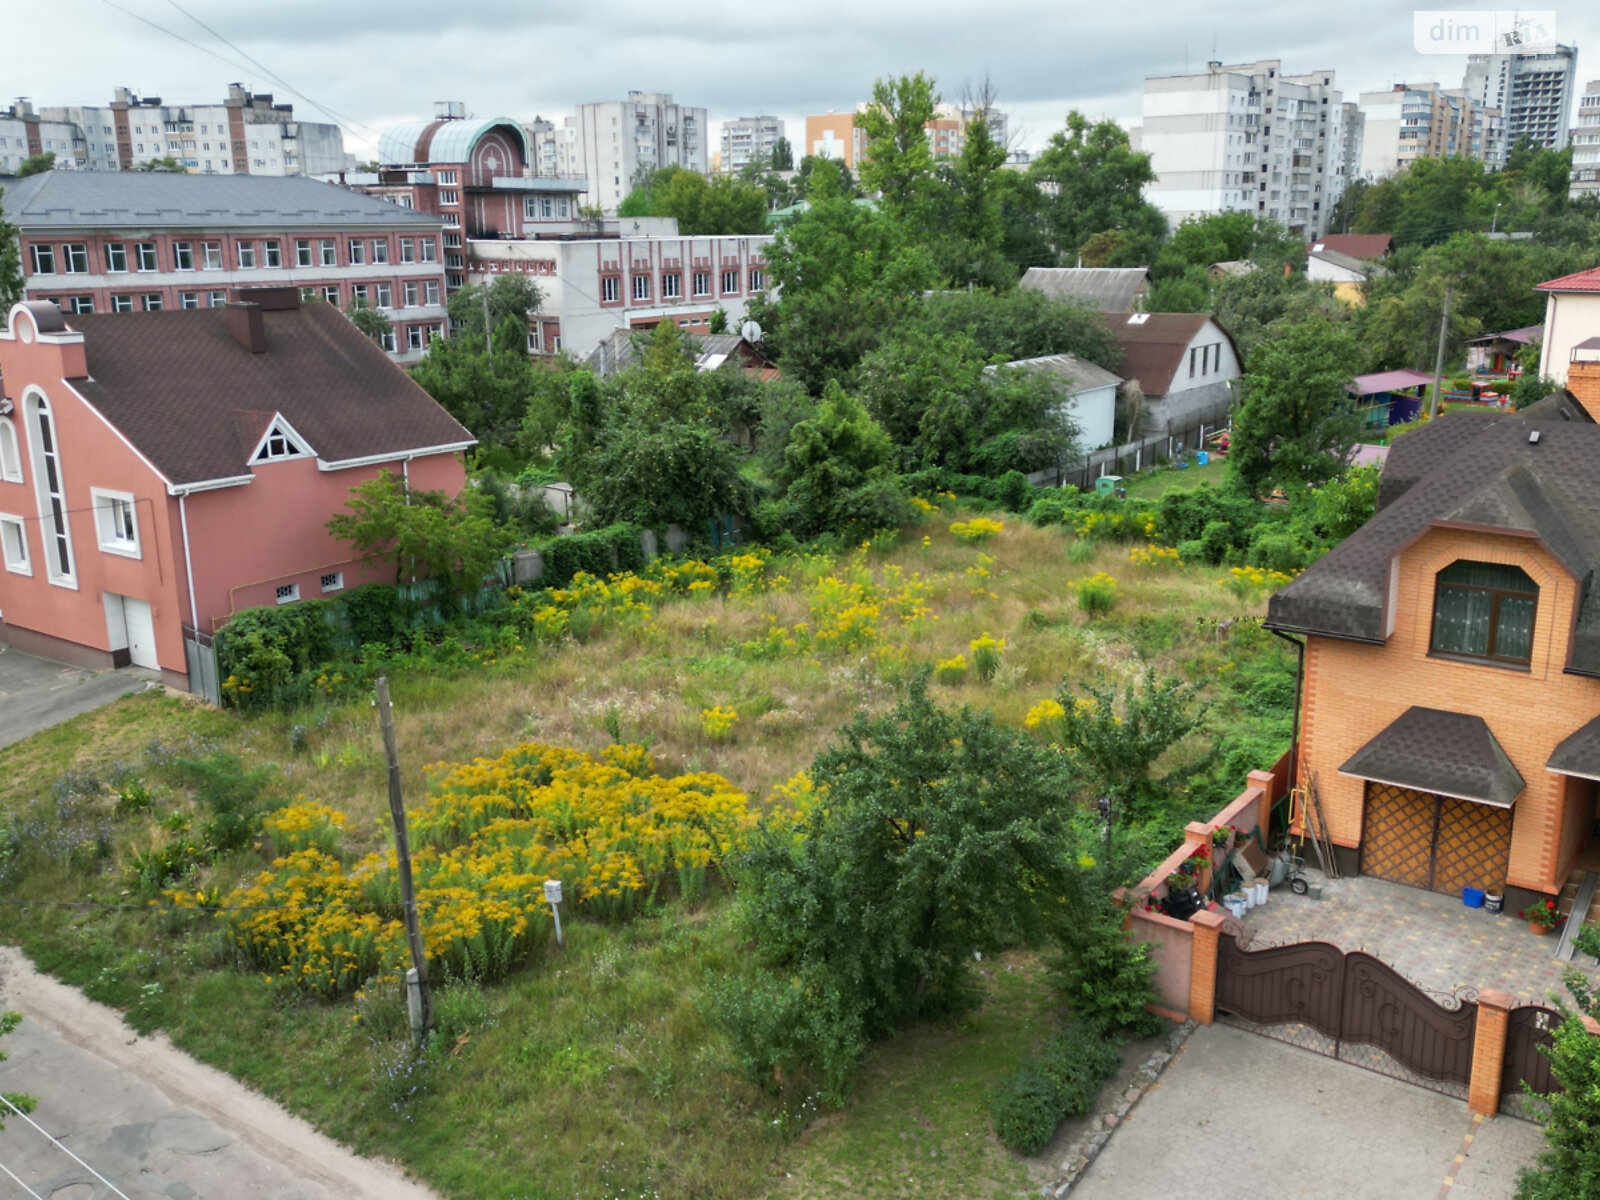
<box><xmin>1185</xmin><ymin>823</ymin><xmax>1213</xmax><ymax>893</ymax></box>
<box><xmin>1247</xmin><ymin>770</ymin><xmax>1276</xmax><ymax>843</ymax></box>
<box><xmin>1469</xmin><ymin>990</ymin><xmax>1515</xmax><ymax>1116</ymax></box>
<box><xmin>1189</xmin><ymin>910</ymin><xmax>1227</xmax><ymax>1025</ymax></box>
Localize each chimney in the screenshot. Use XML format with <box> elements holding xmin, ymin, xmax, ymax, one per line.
<box><xmin>1567</xmin><ymin>357</ymin><xmax>1600</xmax><ymax>423</ymax></box>
<box><xmin>225</xmin><ymin>302</ymin><xmax>266</xmax><ymax>354</ymax></box>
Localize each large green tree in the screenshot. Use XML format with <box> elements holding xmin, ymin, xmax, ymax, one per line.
<box><xmin>1231</xmin><ymin>312</ymin><xmax>1364</xmax><ymax>498</ymax></box>
<box><xmin>446</xmin><ymin>274</ymin><xmax>543</xmax><ymax>341</ymax></box>
<box><xmin>1027</xmin><ymin>112</ymin><xmax>1165</xmax><ymax>261</ymax></box>
<box><xmin>619</xmin><ymin>165</ymin><xmax>768</xmax><ymax>234</ymax></box>
<box><xmin>768</xmin><ymin>381</ymin><xmax>912</xmax><ymax>536</ymax></box>
<box><xmin>410</xmin><ymin>318</ymin><xmax>563</xmax><ymax>454</ymax></box>
<box><xmin>855</xmin><ymin>72</ymin><xmax>940</xmax><ymax>225</ymax></box>
<box><xmin>1516</xmin><ymin>929</ymin><xmax>1600</xmax><ymax>1199</ymax></box>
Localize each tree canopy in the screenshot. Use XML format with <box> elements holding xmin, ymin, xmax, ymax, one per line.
<box><xmin>619</xmin><ymin>165</ymin><xmax>769</xmax><ymax>234</ymax></box>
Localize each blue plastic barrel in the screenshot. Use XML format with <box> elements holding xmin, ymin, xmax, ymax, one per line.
<box><xmin>1462</xmin><ymin>887</ymin><xmax>1485</xmax><ymax>908</ymax></box>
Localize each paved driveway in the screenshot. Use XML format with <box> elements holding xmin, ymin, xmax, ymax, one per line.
<box><xmin>1071</xmin><ymin>1023</ymin><xmax>1545</xmax><ymax>1200</ymax></box>
<box><xmin>0</xmin><ymin>647</ymin><xmax>146</xmax><ymax>750</ymax></box>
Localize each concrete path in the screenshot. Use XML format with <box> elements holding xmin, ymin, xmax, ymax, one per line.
<box><xmin>0</xmin><ymin>648</ymin><xmax>147</xmax><ymax>750</ymax></box>
<box><xmin>0</xmin><ymin>948</ymin><xmax>439</xmax><ymax>1200</ymax></box>
<box><xmin>1070</xmin><ymin>1022</ymin><xmax>1544</xmax><ymax>1200</ymax></box>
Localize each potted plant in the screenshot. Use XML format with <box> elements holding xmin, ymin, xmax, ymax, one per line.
<box><xmin>1521</xmin><ymin>898</ymin><xmax>1560</xmax><ymax>935</ymax></box>
<box><xmin>1210</xmin><ymin>824</ymin><xmax>1236</xmax><ymax>864</ymax></box>
<box><xmin>1484</xmin><ymin>883</ymin><xmax>1504</xmax><ymax>914</ymax></box>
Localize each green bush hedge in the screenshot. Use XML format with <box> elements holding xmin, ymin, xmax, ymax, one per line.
<box><xmin>991</xmin><ymin>1023</ymin><xmax>1121</xmax><ymax>1154</ymax></box>
<box><xmin>536</xmin><ymin>523</ymin><xmax>645</xmax><ymax>587</ymax></box>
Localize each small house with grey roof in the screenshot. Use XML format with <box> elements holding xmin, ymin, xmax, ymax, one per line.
<box><xmin>1264</xmin><ymin>351</ymin><xmax>1600</xmax><ymax>912</ymax></box>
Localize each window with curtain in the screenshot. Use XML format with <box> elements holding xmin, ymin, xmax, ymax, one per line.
<box><xmin>1430</xmin><ymin>560</ymin><xmax>1537</xmax><ymax>664</ymax></box>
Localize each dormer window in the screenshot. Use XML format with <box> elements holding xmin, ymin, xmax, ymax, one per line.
<box><xmin>1430</xmin><ymin>560</ymin><xmax>1537</xmax><ymax>666</ymax></box>
<box><xmin>251</xmin><ymin>416</ymin><xmax>313</xmax><ymax>464</ymax></box>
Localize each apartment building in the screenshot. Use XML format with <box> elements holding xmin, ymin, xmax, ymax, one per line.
<box><xmin>1571</xmin><ymin>80</ymin><xmax>1600</xmax><ymax>198</ymax></box>
<box><xmin>1463</xmin><ymin>45</ymin><xmax>1579</xmax><ymax>162</ymax></box>
<box><xmin>1142</xmin><ymin>60</ymin><xmax>1344</xmax><ymax>239</ymax></box>
<box><xmin>2</xmin><ymin>85</ymin><xmax>346</xmax><ymax>176</ymax></box>
<box><xmin>802</xmin><ymin>102</ymin><xmax>991</xmax><ymax>170</ymax></box>
<box><xmin>466</xmin><ymin>233</ymin><xmax>774</xmax><ymax>360</ymax></box>
<box><xmin>525</xmin><ymin>117</ymin><xmax>582</xmax><ymax>180</ymax></box>
<box><xmin>1336</xmin><ymin>102</ymin><xmax>1366</xmax><ymax>188</ymax></box>
<box><xmin>5</xmin><ymin>172</ymin><xmax>447</xmax><ymax>363</ymax></box>
<box><xmin>572</xmin><ymin>93</ymin><xmax>708</xmax><ymax>212</ymax></box>
<box><xmin>719</xmin><ymin>116</ymin><xmax>786</xmax><ymax>173</ymax></box>
<box><xmin>1358</xmin><ymin>83</ymin><xmax>1503</xmax><ymax>177</ymax></box>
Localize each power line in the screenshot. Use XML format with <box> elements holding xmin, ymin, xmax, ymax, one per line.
<box><xmin>0</xmin><ymin>1094</ymin><xmax>132</xmax><ymax>1200</ymax></box>
<box><xmin>0</xmin><ymin>1155</ymin><xmax>45</xmax><ymax>1200</ymax></box>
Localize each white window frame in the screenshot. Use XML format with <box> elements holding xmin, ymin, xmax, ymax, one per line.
<box><xmin>23</xmin><ymin>389</ymin><xmax>76</xmax><ymax>589</ymax></box>
<box><xmin>439</xmin><ymin>189</ymin><xmax>460</xmax><ymax>206</ymax></box>
<box><xmin>371</xmin><ymin>239</ymin><xmax>390</xmax><ymax>264</ymax></box>
<box><xmin>400</xmin><ymin>238</ymin><xmax>415</xmax><ymax>264</ymax></box>
<box><xmin>104</xmin><ymin>243</ymin><xmax>127</xmax><ymax>273</ymax></box>
<box><xmin>374</xmin><ymin>283</ymin><xmax>393</xmax><ymax>310</ymax></box>
<box><xmin>320</xmin><ymin>571</ymin><xmax>344</xmax><ymax>594</ymax></box>
<box><xmin>135</xmin><ymin>242</ymin><xmax>158</xmax><ymax>272</ymax></box>
<box><xmin>179</xmin><ymin>292</ymin><xmax>199</xmax><ymax>309</ymax></box>
<box><xmin>250</xmin><ymin>415</ymin><xmax>315</xmax><ymax>464</ymax></box>
<box><xmin>424</xmin><ymin>280</ymin><xmax>440</xmax><ymax>306</ymax></box>
<box><xmin>295</xmin><ymin>239</ymin><xmax>313</xmax><ymax>267</ymax></box>
<box><xmin>30</xmin><ymin>245</ymin><xmax>55</xmax><ymax>274</ymax></box>
<box><xmin>379</xmin><ymin>330</ymin><xmax>397</xmax><ymax>352</ymax></box>
<box><xmin>0</xmin><ymin>417</ymin><xmax>22</xmax><ymax>483</ymax></box>
<box><xmin>264</xmin><ymin>240</ymin><xmax>282</xmax><ymax>268</ymax></box>
<box><xmin>323</xmin><ymin>285</ymin><xmax>339</xmax><ymax>305</ymax></box>
<box><xmin>349</xmin><ymin>240</ymin><xmax>366</xmax><ymax>266</ymax></box>
<box><xmin>319</xmin><ymin>238</ymin><xmax>337</xmax><ymax>267</ymax></box>
<box><xmin>404</xmin><ymin>281</ymin><xmax>418</xmax><ymax>307</ymax></box>
<box><xmin>407</xmin><ymin>324</ymin><xmax>424</xmax><ymax>350</ymax></box>
<box><xmin>601</xmin><ymin>276</ymin><xmax>619</xmax><ymax>303</ymax></box>
<box><xmin>275</xmin><ymin>583</ymin><xmax>300</xmax><ymax>605</ymax></box>
<box><xmin>420</xmin><ymin>239</ymin><xmax>438</xmax><ymax>262</ymax></box>
<box><xmin>663</xmin><ymin>273</ymin><xmax>681</xmax><ymax>299</ymax></box>
<box><xmin>173</xmin><ymin>242</ymin><xmax>194</xmax><ymax>271</ymax></box>
<box><xmin>692</xmin><ymin>271</ymin><xmax>710</xmax><ymax>297</ymax></box>
<box><xmin>237</xmin><ymin>242</ymin><xmax>256</xmax><ymax>269</ymax></box>
<box><xmin>64</xmin><ymin>244</ymin><xmax>89</xmax><ymax>274</ymax></box>
<box><xmin>208</xmin><ymin>290</ymin><xmax>227</xmax><ymax>308</ymax></box>
<box><xmin>143</xmin><ymin>294</ymin><xmax>163</xmax><ymax>311</ymax></box>
<box><xmin>721</xmin><ymin>269</ymin><xmax>739</xmax><ymax>294</ymax></box>
<box><xmin>90</xmin><ymin>487</ymin><xmax>140</xmax><ymax>559</ymax></box>
<box><xmin>111</xmin><ymin>295</ymin><xmax>134</xmax><ymax>313</ymax></box>
<box><xmin>201</xmin><ymin>241</ymin><xmax>223</xmax><ymax>270</ymax></box>
<box><xmin>0</xmin><ymin>513</ymin><xmax>29</xmax><ymax>576</ymax></box>
<box><xmin>632</xmin><ymin>275</ymin><xmax>651</xmax><ymax>302</ymax></box>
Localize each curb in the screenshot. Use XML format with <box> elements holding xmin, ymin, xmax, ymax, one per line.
<box><xmin>1042</xmin><ymin>1018</ymin><xmax>1197</xmax><ymax>1198</ymax></box>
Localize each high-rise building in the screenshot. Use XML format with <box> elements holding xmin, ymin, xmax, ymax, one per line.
<box><xmin>1570</xmin><ymin>80</ymin><xmax>1600</xmax><ymax>198</ymax></box>
<box><xmin>1358</xmin><ymin>83</ymin><xmax>1503</xmax><ymax>177</ymax></box>
<box><xmin>802</xmin><ymin>103</ymin><xmax>984</xmax><ymax>170</ymax></box>
<box><xmin>524</xmin><ymin>117</ymin><xmax>582</xmax><ymax>180</ymax></box>
<box><xmin>573</xmin><ymin>92</ymin><xmax>708</xmax><ymax>212</ymax></box>
<box><xmin>1336</xmin><ymin>101</ymin><xmax>1365</xmax><ymax>189</ymax></box>
<box><xmin>2</xmin><ymin>84</ymin><xmax>349</xmax><ymax>177</ymax></box>
<box><xmin>1141</xmin><ymin>60</ymin><xmax>1343</xmax><ymax>239</ymax></box>
<box><xmin>1462</xmin><ymin>45</ymin><xmax>1579</xmax><ymax>162</ymax></box>
<box><xmin>719</xmin><ymin>116</ymin><xmax>786</xmax><ymax>173</ymax></box>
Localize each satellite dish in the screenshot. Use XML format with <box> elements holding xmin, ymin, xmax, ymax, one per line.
<box><xmin>740</xmin><ymin>319</ymin><xmax>763</xmax><ymax>342</ymax></box>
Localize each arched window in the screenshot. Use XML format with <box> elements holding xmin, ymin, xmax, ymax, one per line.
<box><xmin>0</xmin><ymin>416</ymin><xmax>20</xmax><ymax>483</ymax></box>
<box><xmin>25</xmin><ymin>391</ymin><xmax>75</xmax><ymax>586</ymax></box>
<box><xmin>1430</xmin><ymin>560</ymin><xmax>1536</xmax><ymax>665</ymax></box>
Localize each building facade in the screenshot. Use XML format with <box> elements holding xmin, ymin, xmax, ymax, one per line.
<box><xmin>6</xmin><ymin>171</ymin><xmax>448</xmax><ymax>363</ymax></box>
<box><xmin>572</xmin><ymin>93</ymin><xmax>708</xmax><ymax>212</ymax></box>
<box><xmin>1358</xmin><ymin>83</ymin><xmax>1503</xmax><ymax>177</ymax></box>
<box><xmin>465</xmin><ymin>234</ymin><xmax>774</xmax><ymax>360</ymax></box>
<box><xmin>1463</xmin><ymin>45</ymin><xmax>1579</xmax><ymax>162</ymax></box>
<box><xmin>802</xmin><ymin>104</ymin><xmax>985</xmax><ymax>170</ymax></box>
<box><xmin>0</xmin><ymin>295</ymin><xmax>471</xmax><ymax>691</ymax></box>
<box><xmin>1572</xmin><ymin>80</ymin><xmax>1600</xmax><ymax>198</ymax></box>
<box><xmin>719</xmin><ymin>116</ymin><xmax>786</xmax><ymax>173</ymax></box>
<box><xmin>1537</xmin><ymin>265</ymin><xmax>1600</xmax><ymax>385</ymax></box>
<box><xmin>4</xmin><ymin>84</ymin><xmax>347</xmax><ymax>176</ymax></box>
<box><xmin>1141</xmin><ymin>60</ymin><xmax>1344</xmax><ymax>239</ymax></box>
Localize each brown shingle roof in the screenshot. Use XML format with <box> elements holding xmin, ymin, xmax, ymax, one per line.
<box><xmin>1101</xmin><ymin>312</ymin><xmax>1237</xmax><ymax>398</ymax></box>
<box><xmin>1267</xmin><ymin>410</ymin><xmax>1600</xmax><ymax>673</ymax></box>
<box><xmin>1339</xmin><ymin>706</ymin><xmax>1525</xmax><ymax>807</ymax></box>
<box><xmin>1549</xmin><ymin>713</ymin><xmax>1600</xmax><ymax>780</ymax></box>
<box><xmin>64</xmin><ymin>301</ymin><xmax>473</xmax><ymax>488</ymax></box>
<box><xmin>1310</xmin><ymin>233</ymin><xmax>1392</xmax><ymax>260</ymax></box>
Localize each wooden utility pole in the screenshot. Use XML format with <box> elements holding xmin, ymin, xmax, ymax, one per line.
<box><xmin>375</xmin><ymin>676</ymin><xmax>434</xmax><ymax>1045</ymax></box>
<box><xmin>1428</xmin><ymin>283</ymin><xmax>1454</xmax><ymax>421</ymax></box>
<box><xmin>481</xmin><ymin>287</ymin><xmax>493</xmax><ymax>356</ymax></box>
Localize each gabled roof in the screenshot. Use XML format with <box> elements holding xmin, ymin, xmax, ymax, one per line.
<box><xmin>990</xmin><ymin>353</ymin><xmax>1122</xmax><ymax>393</ymax></box>
<box><xmin>62</xmin><ymin>297</ymin><xmax>473</xmax><ymax>488</ymax></box>
<box><xmin>1339</xmin><ymin>706</ymin><xmax>1524</xmax><ymax>808</ymax></box>
<box><xmin>1267</xmin><ymin>408</ymin><xmax>1600</xmax><ymax>673</ymax></box>
<box><xmin>1537</xmin><ymin>266</ymin><xmax>1600</xmax><ymax>293</ymax></box>
<box><xmin>1466</xmin><ymin>325</ymin><xmax>1543</xmax><ymax>347</ymax></box>
<box><xmin>1018</xmin><ymin>267</ymin><xmax>1149</xmax><ymax>313</ymax></box>
<box><xmin>1350</xmin><ymin>369</ymin><xmax>1433</xmax><ymax>397</ymax></box>
<box><xmin>1310</xmin><ymin>233</ymin><xmax>1392</xmax><ymax>260</ymax></box>
<box><xmin>1100</xmin><ymin>312</ymin><xmax>1238</xmax><ymax>398</ymax></box>
<box><xmin>1309</xmin><ymin>247</ymin><xmax>1377</xmax><ymax>277</ymax></box>
<box><xmin>0</xmin><ymin>170</ymin><xmax>443</xmax><ymax>230</ymax></box>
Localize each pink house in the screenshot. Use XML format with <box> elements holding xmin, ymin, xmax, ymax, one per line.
<box><xmin>0</xmin><ymin>288</ymin><xmax>473</xmax><ymax>693</ymax></box>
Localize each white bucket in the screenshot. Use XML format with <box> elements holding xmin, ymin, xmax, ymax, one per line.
<box><xmin>1238</xmin><ymin>877</ymin><xmax>1259</xmax><ymax>908</ymax></box>
<box><xmin>1223</xmin><ymin>892</ymin><xmax>1248</xmax><ymax>919</ymax></box>
<box><xmin>1252</xmin><ymin>879</ymin><xmax>1269</xmax><ymax>907</ymax></box>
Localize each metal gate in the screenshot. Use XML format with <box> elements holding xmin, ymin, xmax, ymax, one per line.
<box><xmin>182</xmin><ymin>626</ymin><xmax>221</xmax><ymax>707</ymax></box>
<box><xmin>1216</xmin><ymin>934</ymin><xmax>1478</xmax><ymax>1099</ymax></box>
<box><xmin>1360</xmin><ymin>783</ymin><xmax>1512</xmax><ymax>897</ymax></box>
<box><xmin>1502</xmin><ymin>1004</ymin><xmax>1561</xmax><ymax>1118</ymax></box>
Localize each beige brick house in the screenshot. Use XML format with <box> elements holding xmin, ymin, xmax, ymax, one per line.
<box><xmin>1265</xmin><ymin>364</ymin><xmax>1600</xmax><ymax>909</ymax></box>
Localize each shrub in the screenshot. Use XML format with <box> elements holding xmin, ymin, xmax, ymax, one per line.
<box><xmin>1199</xmin><ymin>519</ymin><xmax>1235</xmax><ymax>565</ymax></box>
<box><xmin>1072</xmin><ymin>572</ymin><xmax>1117</xmax><ymax>616</ymax></box>
<box><xmin>1065</xmin><ymin>540</ymin><xmax>1096</xmax><ymax>564</ymax></box>
<box><xmin>934</xmin><ymin>655</ymin><xmax>968</xmax><ymax>685</ymax></box>
<box><xmin>701</xmin><ymin>706</ymin><xmax>739</xmax><ymax>741</ymax></box>
<box><xmin>1026</xmin><ymin>487</ymin><xmax>1082</xmax><ymax>527</ymax></box>
<box><xmin>1051</xmin><ymin>903</ymin><xmax>1161</xmax><ymax>1037</ymax></box>
<box><xmin>991</xmin><ymin>1024</ymin><xmax>1121</xmax><ymax>1154</ymax></box>
<box><xmin>1248</xmin><ymin>531</ymin><xmax>1311</xmax><ymax>575</ymax></box>
<box><xmin>995</xmin><ymin>470</ymin><xmax>1031</xmax><ymax>512</ymax></box>
<box><xmin>950</xmin><ymin>517</ymin><xmax>1004</xmax><ymax>544</ymax></box>
<box><xmin>970</xmin><ymin>635</ymin><xmax>1005</xmax><ymax>682</ymax></box>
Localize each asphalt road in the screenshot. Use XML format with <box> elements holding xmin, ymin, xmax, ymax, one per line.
<box><xmin>1070</xmin><ymin>1022</ymin><xmax>1545</xmax><ymax>1200</ymax></box>
<box><xmin>0</xmin><ymin>648</ymin><xmax>146</xmax><ymax>750</ymax></box>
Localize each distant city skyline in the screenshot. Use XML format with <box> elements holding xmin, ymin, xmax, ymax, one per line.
<box><xmin>10</xmin><ymin>1</ymin><xmax>1600</xmax><ymax>161</ymax></box>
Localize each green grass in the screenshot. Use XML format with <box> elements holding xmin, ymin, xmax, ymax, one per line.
<box><xmin>1120</xmin><ymin>457</ymin><xmax>1231</xmax><ymax>499</ymax></box>
<box><xmin>0</xmin><ymin>512</ymin><xmax>1293</xmax><ymax>1198</ymax></box>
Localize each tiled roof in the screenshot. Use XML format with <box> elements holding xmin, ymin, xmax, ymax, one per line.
<box><xmin>1537</xmin><ymin>266</ymin><xmax>1600</xmax><ymax>293</ymax></box>
<box><xmin>64</xmin><ymin>297</ymin><xmax>473</xmax><ymax>487</ymax></box>
<box><xmin>1101</xmin><ymin>312</ymin><xmax>1237</xmax><ymax>398</ymax></box>
<box><xmin>991</xmin><ymin>353</ymin><xmax>1122</xmax><ymax>393</ymax></box>
<box><xmin>1268</xmin><ymin>408</ymin><xmax>1600</xmax><ymax>673</ymax></box>
<box><xmin>1339</xmin><ymin>706</ymin><xmax>1525</xmax><ymax>807</ymax></box>
<box><xmin>1548</xmin><ymin>713</ymin><xmax>1600</xmax><ymax>781</ymax></box>
<box><xmin>1</xmin><ymin>170</ymin><xmax>443</xmax><ymax>230</ymax></box>
<box><xmin>1019</xmin><ymin>267</ymin><xmax>1149</xmax><ymax>313</ymax></box>
<box><xmin>1310</xmin><ymin>234</ymin><xmax>1392</xmax><ymax>259</ymax></box>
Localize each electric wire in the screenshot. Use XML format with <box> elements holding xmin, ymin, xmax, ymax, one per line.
<box><xmin>0</xmin><ymin>1154</ymin><xmax>45</xmax><ymax>1200</ymax></box>
<box><xmin>0</xmin><ymin>1094</ymin><xmax>133</xmax><ymax>1200</ymax></box>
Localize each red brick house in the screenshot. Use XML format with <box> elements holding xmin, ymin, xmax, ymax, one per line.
<box><xmin>0</xmin><ymin>289</ymin><xmax>472</xmax><ymax>692</ymax></box>
<box><xmin>1266</xmin><ymin>366</ymin><xmax>1600</xmax><ymax>910</ymax></box>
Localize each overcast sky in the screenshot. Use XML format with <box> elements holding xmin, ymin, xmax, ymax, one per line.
<box><xmin>9</xmin><ymin>1</ymin><xmax>1599</xmax><ymax>160</ymax></box>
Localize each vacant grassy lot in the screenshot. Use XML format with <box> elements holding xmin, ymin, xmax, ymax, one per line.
<box><xmin>1121</xmin><ymin>457</ymin><xmax>1230</xmax><ymax>499</ymax></box>
<box><xmin>0</xmin><ymin>510</ymin><xmax>1289</xmax><ymax>1199</ymax></box>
